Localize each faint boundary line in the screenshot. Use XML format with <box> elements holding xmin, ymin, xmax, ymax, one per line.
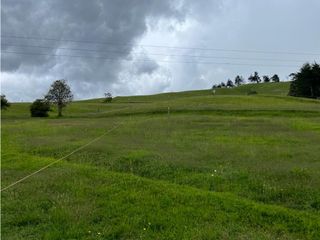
<box><xmin>1</xmin><ymin>124</ymin><xmax>122</xmax><ymax>192</ymax></box>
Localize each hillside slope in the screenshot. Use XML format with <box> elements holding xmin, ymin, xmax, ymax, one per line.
<box><xmin>1</xmin><ymin>81</ymin><xmax>320</xmax><ymax>239</ymax></box>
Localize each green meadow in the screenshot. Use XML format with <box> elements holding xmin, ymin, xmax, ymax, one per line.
<box><xmin>1</xmin><ymin>82</ymin><xmax>320</xmax><ymax>239</ymax></box>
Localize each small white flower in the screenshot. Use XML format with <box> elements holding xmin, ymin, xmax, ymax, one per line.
<box><xmin>143</xmin><ymin>228</ymin><xmax>146</xmax><ymax>231</ymax></box>
<box><xmin>98</xmin><ymin>232</ymin><xmax>101</xmax><ymax>235</ymax></box>
<box><xmin>214</xmin><ymin>170</ymin><xmax>217</xmax><ymax>173</ymax></box>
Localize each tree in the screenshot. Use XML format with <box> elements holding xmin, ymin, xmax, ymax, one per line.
<box><xmin>234</xmin><ymin>75</ymin><xmax>244</xmax><ymax>86</ymax></box>
<box><xmin>288</xmin><ymin>63</ymin><xmax>320</xmax><ymax>98</ymax></box>
<box><xmin>271</xmin><ymin>74</ymin><xmax>280</xmax><ymax>82</ymax></box>
<box><xmin>30</xmin><ymin>99</ymin><xmax>51</xmax><ymax>117</ymax></box>
<box><xmin>1</xmin><ymin>95</ymin><xmax>10</xmax><ymax>110</ymax></box>
<box><xmin>104</xmin><ymin>92</ymin><xmax>113</xmax><ymax>103</ymax></box>
<box><xmin>248</xmin><ymin>72</ymin><xmax>261</xmax><ymax>83</ymax></box>
<box><xmin>45</xmin><ymin>80</ymin><xmax>73</xmax><ymax>117</ymax></box>
<box><xmin>220</xmin><ymin>82</ymin><xmax>226</xmax><ymax>88</ymax></box>
<box><xmin>226</xmin><ymin>79</ymin><xmax>234</xmax><ymax>88</ymax></box>
<box><xmin>262</xmin><ymin>75</ymin><xmax>270</xmax><ymax>83</ymax></box>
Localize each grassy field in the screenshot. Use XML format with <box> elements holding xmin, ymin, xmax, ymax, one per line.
<box><xmin>2</xmin><ymin>82</ymin><xmax>320</xmax><ymax>239</ymax></box>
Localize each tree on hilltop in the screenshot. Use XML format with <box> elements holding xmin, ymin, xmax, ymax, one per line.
<box><xmin>234</xmin><ymin>75</ymin><xmax>244</xmax><ymax>86</ymax></box>
<box><xmin>248</xmin><ymin>72</ymin><xmax>261</xmax><ymax>83</ymax></box>
<box><xmin>263</xmin><ymin>75</ymin><xmax>270</xmax><ymax>83</ymax></box>
<box><xmin>271</xmin><ymin>74</ymin><xmax>280</xmax><ymax>82</ymax></box>
<box><xmin>45</xmin><ymin>79</ymin><xmax>73</xmax><ymax>117</ymax></box>
<box><xmin>226</xmin><ymin>79</ymin><xmax>234</xmax><ymax>88</ymax></box>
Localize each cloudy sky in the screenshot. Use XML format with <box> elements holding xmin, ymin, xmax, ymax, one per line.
<box><xmin>1</xmin><ymin>0</ymin><xmax>320</xmax><ymax>101</ymax></box>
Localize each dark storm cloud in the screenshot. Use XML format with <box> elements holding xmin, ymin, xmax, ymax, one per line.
<box><xmin>1</xmin><ymin>0</ymin><xmax>185</xmax><ymax>100</ymax></box>
<box><xmin>1</xmin><ymin>0</ymin><xmax>320</xmax><ymax>101</ymax></box>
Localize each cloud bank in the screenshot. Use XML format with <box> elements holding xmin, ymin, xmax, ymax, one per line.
<box><xmin>1</xmin><ymin>0</ymin><xmax>320</xmax><ymax>101</ymax></box>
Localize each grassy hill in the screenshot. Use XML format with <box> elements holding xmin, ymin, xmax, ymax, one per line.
<box><xmin>2</xmin><ymin>82</ymin><xmax>320</xmax><ymax>239</ymax></box>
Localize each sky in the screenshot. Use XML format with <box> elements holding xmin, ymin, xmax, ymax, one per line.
<box><xmin>1</xmin><ymin>0</ymin><xmax>320</xmax><ymax>101</ymax></box>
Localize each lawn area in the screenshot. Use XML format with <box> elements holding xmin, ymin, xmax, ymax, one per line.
<box><xmin>1</xmin><ymin>83</ymin><xmax>320</xmax><ymax>239</ymax></box>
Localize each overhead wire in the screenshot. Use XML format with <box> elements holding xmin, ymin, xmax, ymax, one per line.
<box><xmin>2</xmin><ymin>34</ymin><xmax>320</xmax><ymax>56</ymax></box>
<box><xmin>1</xmin><ymin>51</ymin><xmax>301</xmax><ymax>68</ymax></box>
<box><xmin>2</xmin><ymin>43</ymin><xmax>315</xmax><ymax>63</ymax></box>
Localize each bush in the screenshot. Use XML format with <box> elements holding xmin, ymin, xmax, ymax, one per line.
<box><xmin>30</xmin><ymin>99</ymin><xmax>51</xmax><ymax>117</ymax></box>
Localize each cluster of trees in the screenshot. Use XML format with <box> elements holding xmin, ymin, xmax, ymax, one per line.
<box><xmin>288</xmin><ymin>63</ymin><xmax>320</xmax><ymax>98</ymax></box>
<box><xmin>212</xmin><ymin>72</ymin><xmax>280</xmax><ymax>89</ymax></box>
<box><xmin>29</xmin><ymin>79</ymin><xmax>73</xmax><ymax>117</ymax></box>
<box><xmin>1</xmin><ymin>62</ymin><xmax>318</xmax><ymax>116</ymax></box>
<box><xmin>2</xmin><ymin>80</ymin><xmax>114</xmax><ymax>117</ymax></box>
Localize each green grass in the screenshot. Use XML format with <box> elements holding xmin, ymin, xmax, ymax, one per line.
<box><xmin>2</xmin><ymin>82</ymin><xmax>320</xmax><ymax>239</ymax></box>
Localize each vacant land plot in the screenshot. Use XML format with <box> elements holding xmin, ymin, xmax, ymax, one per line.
<box><xmin>2</xmin><ymin>83</ymin><xmax>320</xmax><ymax>239</ymax></box>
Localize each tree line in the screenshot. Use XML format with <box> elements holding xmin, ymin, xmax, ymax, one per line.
<box><xmin>1</xmin><ymin>62</ymin><xmax>319</xmax><ymax>116</ymax></box>
<box><xmin>212</xmin><ymin>72</ymin><xmax>280</xmax><ymax>89</ymax></box>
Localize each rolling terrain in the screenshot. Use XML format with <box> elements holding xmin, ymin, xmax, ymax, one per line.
<box><xmin>2</xmin><ymin>82</ymin><xmax>320</xmax><ymax>239</ymax></box>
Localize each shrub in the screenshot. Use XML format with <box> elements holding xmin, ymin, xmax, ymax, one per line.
<box><xmin>30</xmin><ymin>99</ymin><xmax>51</xmax><ymax>117</ymax></box>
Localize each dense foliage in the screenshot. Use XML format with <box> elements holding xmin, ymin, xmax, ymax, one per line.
<box><xmin>1</xmin><ymin>95</ymin><xmax>10</xmax><ymax>110</ymax></box>
<box><xmin>289</xmin><ymin>63</ymin><xmax>320</xmax><ymax>98</ymax></box>
<box><xmin>30</xmin><ymin>99</ymin><xmax>51</xmax><ymax>117</ymax></box>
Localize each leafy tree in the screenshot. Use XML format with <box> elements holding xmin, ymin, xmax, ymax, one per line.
<box><xmin>104</xmin><ymin>92</ymin><xmax>113</xmax><ymax>103</ymax></box>
<box><xmin>45</xmin><ymin>80</ymin><xmax>73</xmax><ymax>117</ymax></box>
<box><xmin>271</xmin><ymin>74</ymin><xmax>280</xmax><ymax>82</ymax></box>
<box><xmin>30</xmin><ymin>99</ymin><xmax>51</xmax><ymax>117</ymax></box>
<box><xmin>288</xmin><ymin>63</ymin><xmax>320</xmax><ymax>98</ymax></box>
<box><xmin>263</xmin><ymin>75</ymin><xmax>270</xmax><ymax>83</ymax></box>
<box><xmin>234</xmin><ymin>75</ymin><xmax>244</xmax><ymax>86</ymax></box>
<box><xmin>248</xmin><ymin>72</ymin><xmax>261</xmax><ymax>83</ymax></box>
<box><xmin>226</xmin><ymin>79</ymin><xmax>234</xmax><ymax>88</ymax></box>
<box><xmin>220</xmin><ymin>82</ymin><xmax>226</xmax><ymax>88</ymax></box>
<box><xmin>1</xmin><ymin>95</ymin><xmax>10</xmax><ymax>110</ymax></box>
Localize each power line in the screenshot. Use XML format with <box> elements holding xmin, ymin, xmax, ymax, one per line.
<box><xmin>2</xmin><ymin>51</ymin><xmax>300</xmax><ymax>68</ymax></box>
<box><xmin>2</xmin><ymin>34</ymin><xmax>319</xmax><ymax>56</ymax></box>
<box><xmin>2</xmin><ymin>43</ymin><xmax>315</xmax><ymax>63</ymax></box>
